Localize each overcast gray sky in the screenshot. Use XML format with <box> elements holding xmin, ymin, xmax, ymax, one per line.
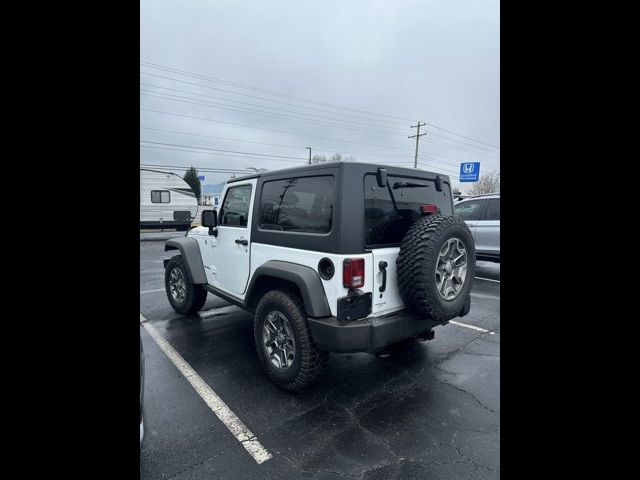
<box><xmin>140</xmin><ymin>0</ymin><xmax>500</xmax><ymax>189</ymax></box>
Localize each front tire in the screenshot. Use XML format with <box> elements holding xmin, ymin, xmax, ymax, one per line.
<box><xmin>165</xmin><ymin>256</ymin><xmax>207</xmax><ymax>314</ymax></box>
<box><xmin>254</xmin><ymin>290</ymin><xmax>329</xmax><ymax>392</ymax></box>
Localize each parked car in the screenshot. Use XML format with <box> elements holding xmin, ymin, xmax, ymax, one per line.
<box><xmin>453</xmin><ymin>193</ymin><xmax>500</xmax><ymax>262</ymax></box>
<box><xmin>163</xmin><ymin>162</ymin><xmax>476</xmax><ymax>391</ymax></box>
<box><xmin>140</xmin><ymin>331</ymin><xmax>145</xmax><ymax>443</ymax></box>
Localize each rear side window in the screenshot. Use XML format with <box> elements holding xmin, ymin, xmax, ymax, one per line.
<box><xmin>364</xmin><ymin>174</ymin><xmax>438</xmax><ymax>246</ymax></box>
<box><xmin>220</xmin><ymin>185</ymin><xmax>252</xmax><ymax>227</ymax></box>
<box><xmin>485</xmin><ymin>198</ymin><xmax>500</xmax><ymax>221</ymax></box>
<box><xmin>151</xmin><ymin>190</ymin><xmax>170</xmax><ymax>203</ymax></box>
<box><xmin>454</xmin><ymin>200</ymin><xmax>485</xmax><ymax>221</ymax></box>
<box><xmin>259</xmin><ymin>176</ymin><xmax>333</xmax><ymax>234</ymax></box>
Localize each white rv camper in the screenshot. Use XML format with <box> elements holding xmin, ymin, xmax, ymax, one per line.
<box><xmin>140</xmin><ymin>168</ymin><xmax>198</xmax><ymax>231</ymax></box>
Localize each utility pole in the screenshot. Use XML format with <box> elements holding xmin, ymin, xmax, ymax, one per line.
<box><xmin>408</xmin><ymin>121</ymin><xmax>427</xmax><ymax>168</ymax></box>
<box><xmin>306</xmin><ymin>147</ymin><xmax>312</xmax><ymax>165</ymax></box>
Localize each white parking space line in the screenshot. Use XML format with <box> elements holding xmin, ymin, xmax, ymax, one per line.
<box><xmin>471</xmin><ymin>291</ymin><xmax>500</xmax><ymax>300</ymax></box>
<box><xmin>140</xmin><ymin>314</ymin><xmax>273</xmax><ymax>464</ymax></box>
<box><xmin>449</xmin><ymin>320</ymin><xmax>496</xmax><ymax>334</ymax></box>
<box><xmin>140</xmin><ymin>288</ymin><xmax>165</xmax><ymax>294</ymax></box>
<box><xmin>475</xmin><ymin>276</ymin><xmax>500</xmax><ymax>283</ymax></box>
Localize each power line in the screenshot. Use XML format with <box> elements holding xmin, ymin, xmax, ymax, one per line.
<box><xmin>427</xmin><ymin>130</ymin><xmax>500</xmax><ymax>154</ymax></box>
<box><xmin>140</xmin><ymin>90</ymin><xmax>406</xmax><ymax>136</ymax></box>
<box><xmin>418</xmin><ymin>162</ymin><xmax>460</xmax><ymax>175</ymax></box>
<box><xmin>141</xmin><ymin>163</ymin><xmax>250</xmax><ymax>173</ymax></box>
<box><xmin>141</xmin><ymin>88</ymin><xmax>499</xmax><ymax>159</ymax></box>
<box><xmin>141</xmin><ymin>61</ymin><xmax>416</xmax><ymax>123</ymax></box>
<box><xmin>141</xmin><ymin>106</ymin><xmax>499</xmax><ymax>165</ymax></box>
<box><xmin>140</xmin><ymin>126</ymin><xmax>413</xmax><ymax>159</ymax></box>
<box><xmin>140</xmin><ymin>140</ymin><xmax>307</xmax><ymax>161</ymax></box>
<box><xmin>141</xmin><ymin>141</ymin><xmax>459</xmax><ymax>173</ymax></box>
<box><xmin>140</xmin><ymin>107</ymin><xmax>412</xmax><ymax>151</ymax></box>
<box><xmin>141</xmin><ymin>143</ymin><xmax>461</xmax><ymax>177</ymax></box>
<box><xmin>425</xmin><ymin>137</ymin><xmax>500</xmax><ymax>160</ymax></box>
<box><xmin>140</xmin><ymin>81</ymin><xmax>409</xmax><ymax>132</ymax></box>
<box><xmin>140</xmin><ymin>145</ymin><xmax>304</xmax><ymax>164</ymax></box>
<box><xmin>140</xmin><ymin>71</ymin><xmax>411</xmax><ymax>129</ymax></box>
<box><xmin>140</xmin><ymin>125</ymin><xmax>498</xmax><ymax>171</ymax></box>
<box><xmin>416</xmin><ymin>163</ymin><xmax>461</xmax><ymax>177</ymax></box>
<box><xmin>140</xmin><ymin>60</ymin><xmax>500</xmax><ymax>149</ymax></box>
<box><xmin>422</xmin><ymin>122</ymin><xmax>499</xmax><ymax>149</ymax></box>
<box><xmin>141</xmin><ymin>165</ymin><xmax>252</xmax><ymax>179</ymax></box>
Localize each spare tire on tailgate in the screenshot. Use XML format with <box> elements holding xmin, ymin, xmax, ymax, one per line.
<box><xmin>396</xmin><ymin>215</ymin><xmax>476</xmax><ymax>321</ymax></box>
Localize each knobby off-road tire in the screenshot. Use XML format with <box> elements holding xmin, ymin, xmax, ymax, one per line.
<box><xmin>397</xmin><ymin>215</ymin><xmax>476</xmax><ymax>321</ymax></box>
<box><xmin>254</xmin><ymin>290</ymin><xmax>329</xmax><ymax>392</ymax></box>
<box><xmin>165</xmin><ymin>255</ymin><xmax>208</xmax><ymax>315</ymax></box>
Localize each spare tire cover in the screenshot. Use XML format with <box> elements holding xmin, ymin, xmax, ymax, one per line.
<box><xmin>396</xmin><ymin>215</ymin><xmax>476</xmax><ymax>321</ymax></box>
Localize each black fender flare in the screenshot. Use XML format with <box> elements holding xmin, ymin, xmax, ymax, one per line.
<box><xmin>246</xmin><ymin>260</ymin><xmax>331</xmax><ymax>318</ymax></box>
<box><xmin>164</xmin><ymin>237</ymin><xmax>207</xmax><ymax>284</ymax></box>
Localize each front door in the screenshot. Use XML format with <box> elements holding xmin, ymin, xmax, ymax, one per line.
<box><xmin>474</xmin><ymin>198</ymin><xmax>500</xmax><ymax>255</ymax></box>
<box><xmin>453</xmin><ymin>199</ymin><xmax>487</xmax><ymax>246</ymax></box>
<box><xmin>211</xmin><ymin>181</ymin><xmax>256</xmax><ymax>296</ymax></box>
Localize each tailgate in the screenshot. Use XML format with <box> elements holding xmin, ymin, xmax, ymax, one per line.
<box><xmin>370</xmin><ymin>247</ymin><xmax>405</xmax><ymax>315</ymax></box>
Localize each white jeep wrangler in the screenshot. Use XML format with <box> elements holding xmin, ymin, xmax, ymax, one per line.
<box><xmin>164</xmin><ymin>162</ymin><xmax>475</xmax><ymax>391</ymax></box>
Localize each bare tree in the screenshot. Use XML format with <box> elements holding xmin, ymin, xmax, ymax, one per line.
<box><xmin>465</xmin><ymin>171</ymin><xmax>500</xmax><ymax>195</ymax></box>
<box><xmin>311</xmin><ymin>154</ymin><xmax>328</xmax><ymax>164</ymax></box>
<box><xmin>311</xmin><ymin>153</ymin><xmax>356</xmax><ymax>164</ymax></box>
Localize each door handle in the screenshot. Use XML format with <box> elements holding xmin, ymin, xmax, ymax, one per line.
<box><xmin>235</xmin><ymin>238</ymin><xmax>248</xmax><ymax>246</ymax></box>
<box><xmin>379</xmin><ymin>261</ymin><xmax>388</xmax><ymax>292</ymax></box>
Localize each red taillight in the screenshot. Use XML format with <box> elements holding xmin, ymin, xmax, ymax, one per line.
<box><xmin>343</xmin><ymin>258</ymin><xmax>365</xmax><ymax>288</ymax></box>
<box><xmin>420</xmin><ymin>204</ymin><xmax>439</xmax><ymax>214</ymax></box>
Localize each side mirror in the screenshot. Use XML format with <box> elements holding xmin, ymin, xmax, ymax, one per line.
<box><xmin>202</xmin><ymin>210</ymin><xmax>217</xmax><ymax>228</ymax></box>
<box><xmin>435</xmin><ymin>175</ymin><xmax>443</xmax><ymax>192</ymax></box>
<box><xmin>376</xmin><ymin>168</ymin><xmax>387</xmax><ymax>188</ymax></box>
<box><xmin>202</xmin><ymin>210</ymin><xmax>218</xmax><ymax>236</ymax></box>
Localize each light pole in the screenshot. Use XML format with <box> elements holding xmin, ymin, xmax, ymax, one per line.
<box><xmin>246</xmin><ymin>167</ymin><xmax>268</xmax><ymax>173</ymax></box>
<box><xmin>306</xmin><ymin>147</ymin><xmax>312</xmax><ymax>165</ymax></box>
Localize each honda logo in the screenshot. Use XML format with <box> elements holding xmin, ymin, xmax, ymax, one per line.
<box><xmin>462</xmin><ymin>163</ymin><xmax>475</xmax><ymax>173</ymax></box>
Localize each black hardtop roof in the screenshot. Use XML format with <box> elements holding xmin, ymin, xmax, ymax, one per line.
<box><xmin>227</xmin><ymin>161</ymin><xmax>449</xmax><ymax>184</ymax></box>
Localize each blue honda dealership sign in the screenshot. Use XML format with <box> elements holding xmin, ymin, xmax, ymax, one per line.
<box><xmin>459</xmin><ymin>162</ymin><xmax>480</xmax><ymax>182</ymax></box>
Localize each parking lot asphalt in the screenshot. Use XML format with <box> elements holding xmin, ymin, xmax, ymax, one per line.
<box><xmin>140</xmin><ymin>235</ymin><xmax>500</xmax><ymax>479</ymax></box>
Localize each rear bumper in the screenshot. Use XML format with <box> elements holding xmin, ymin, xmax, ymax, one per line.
<box><xmin>307</xmin><ymin>310</ymin><xmax>445</xmax><ymax>354</ymax></box>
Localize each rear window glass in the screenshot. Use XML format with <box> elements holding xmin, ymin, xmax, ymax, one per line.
<box><xmin>364</xmin><ymin>174</ymin><xmax>440</xmax><ymax>246</ymax></box>
<box><xmin>259</xmin><ymin>176</ymin><xmax>333</xmax><ymax>234</ymax></box>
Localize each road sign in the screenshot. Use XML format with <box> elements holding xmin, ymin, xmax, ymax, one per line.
<box><xmin>459</xmin><ymin>162</ymin><xmax>480</xmax><ymax>182</ymax></box>
<box><xmin>198</xmin><ymin>175</ymin><xmax>205</xmax><ymax>181</ymax></box>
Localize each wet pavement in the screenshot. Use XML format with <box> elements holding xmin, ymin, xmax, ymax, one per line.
<box><xmin>140</xmin><ymin>239</ymin><xmax>500</xmax><ymax>479</ymax></box>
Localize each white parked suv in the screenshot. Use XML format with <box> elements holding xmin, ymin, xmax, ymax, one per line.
<box><xmin>164</xmin><ymin>163</ymin><xmax>476</xmax><ymax>391</ymax></box>
<box><xmin>454</xmin><ymin>193</ymin><xmax>500</xmax><ymax>262</ymax></box>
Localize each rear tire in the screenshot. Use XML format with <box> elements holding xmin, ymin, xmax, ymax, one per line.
<box><xmin>165</xmin><ymin>256</ymin><xmax>207</xmax><ymax>314</ymax></box>
<box><xmin>254</xmin><ymin>290</ymin><xmax>329</xmax><ymax>392</ymax></box>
